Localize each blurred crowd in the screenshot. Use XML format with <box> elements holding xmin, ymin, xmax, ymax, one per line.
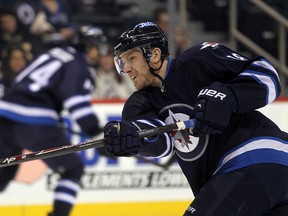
<box><xmin>0</xmin><ymin>1</ymin><xmax>287</xmax><ymax>215</ymax></box>
<box><xmin>0</xmin><ymin>0</ymin><xmax>138</xmax><ymax>100</ymax></box>
<box><xmin>0</xmin><ymin>0</ymin><xmax>195</xmax><ymax>100</ymax></box>
<box><xmin>1</xmin><ymin>0</ymin><xmax>288</xmax><ymax>98</ymax></box>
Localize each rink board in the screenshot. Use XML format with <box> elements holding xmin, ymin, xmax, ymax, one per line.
<box><xmin>0</xmin><ymin>201</ymin><xmax>190</xmax><ymax>216</ymax></box>
<box><xmin>0</xmin><ymin>99</ymin><xmax>287</xmax><ymax>216</ymax></box>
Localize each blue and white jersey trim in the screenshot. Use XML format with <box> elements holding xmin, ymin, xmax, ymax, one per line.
<box><xmin>135</xmin><ymin>119</ymin><xmax>173</xmax><ymax>158</ymax></box>
<box><xmin>64</xmin><ymin>94</ymin><xmax>94</xmax><ymax>121</ymax></box>
<box><xmin>70</xmin><ymin>107</ymin><xmax>95</xmax><ymax>121</ymax></box>
<box><xmin>239</xmin><ymin>58</ymin><xmax>279</xmax><ymax>104</ymax></box>
<box><xmin>64</xmin><ymin>95</ymin><xmax>92</xmax><ymax>109</ymax></box>
<box><xmin>214</xmin><ymin>136</ymin><xmax>288</xmax><ymax>175</ymax></box>
<box><xmin>54</xmin><ymin>179</ymin><xmax>80</xmax><ymax>205</ymax></box>
<box><xmin>252</xmin><ymin>58</ymin><xmax>279</xmax><ymax>80</ymax></box>
<box><xmin>57</xmin><ymin>179</ymin><xmax>80</xmax><ymax>193</ymax></box>
<box><xmin>239</xmin><ymin>71</ymin><xmax>277</xmax><ymax>104</ymax></box>
<box><xmin>0</xmin><ymin>100</ymin><xmax>59</xmax><ymax>125</ymax></box>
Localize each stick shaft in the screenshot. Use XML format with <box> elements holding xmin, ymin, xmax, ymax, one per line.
<box><xmin>0</xmin><ymin>119</ymin><xmax>195</xmax><ymax>168</ymax></box>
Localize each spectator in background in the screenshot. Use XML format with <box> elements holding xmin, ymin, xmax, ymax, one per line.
<box><xmin>0</xmin><ymin>10</ymin><xmax>34</xmax><ymax>62</ymax></box>
<box><xmin>0</xmin><ymin>0</ymin><xmax>37</xmax><ymax>28</ymax></box>
<box><xmin>92</xmin><ymin>44</ymin><xmax>136</xmax><ymax>99</ymax></box>
<box><xmin>153</xmin><ymin>7</ymin><xmax>169</xmax><ymax>36</ymax></box>
<box><xmin>29</xmin><ymin>0</ymin><xmax>75</xmax><ymax>53</ymax></box>
<box><xmin>0</xmin><ymin>1</ymin><xmax>43</xmax><ymax>57</ymax></box>
<box><xmin>174</xmin><ymin>25</ymin><xmax>192</xmax><ymax>56</ymax></box>
<box><xmin>0</xmin><ymin>45</ymin><xmax>30</xmax><ymax>90</ymax></box>
<box><xmin>153</xmin><ymin>7</ymin><xmax>192</xmax><ymax>56</ymax></box>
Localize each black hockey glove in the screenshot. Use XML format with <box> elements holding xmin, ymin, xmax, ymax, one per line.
<box><xmin>192</xmin><ymin>82</ymin><xmax>237</xmax><ymax>137</ymax></box>
<box><xmin>104</xmin><ymin>121</ymin><xmax>142</xmax><ymax>157</ymax></box>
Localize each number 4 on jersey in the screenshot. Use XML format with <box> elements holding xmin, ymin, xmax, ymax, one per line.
<box><xmin>29</xmin><ymin>61</ymin><xmax>61</xmax><ymax>92</ymax></box>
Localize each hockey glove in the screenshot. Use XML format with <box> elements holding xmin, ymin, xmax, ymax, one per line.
<box><xmin>104</xmin><ymin>121</ymin><xmax>142</xmax><ymax>157</ymax></box>
<box><xmin>192</xmin><ymin>82</ymin><xmax>237</xmax><ymax>137</ymax></box>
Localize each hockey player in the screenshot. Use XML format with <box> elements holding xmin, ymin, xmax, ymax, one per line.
<box><xmin>0</xmin><ymin>26</ymin><xmax>103</xmax><ymax>216</ymax></box>
<box><xmin>104</xmin><ymin>22</ymin><xmax>288</xmax><ymax>215</ymax></box>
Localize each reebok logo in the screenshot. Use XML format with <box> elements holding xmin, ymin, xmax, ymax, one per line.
<box><xmin>198</xmin><ymin>89</ymin><xmax>226</xmax><ymax>100</ymax></box>
<box><xmin>186</xmin><ymin>206</ymin><xmax>196</xmax><ymax>214</ymax></box>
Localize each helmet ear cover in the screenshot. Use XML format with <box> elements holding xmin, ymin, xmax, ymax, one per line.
<box><xmin>140</xmin><ymin>45</ymin><xmax>152</xmax><ymax>61</ymax></box>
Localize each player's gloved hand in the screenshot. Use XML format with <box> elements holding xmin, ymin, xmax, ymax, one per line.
<box><xmin>192</xmin><ymin>82</ymin><xmax>237</xmax><ymax>137</ymax></box>
<box><xmin>104</xmin><ymin>121</ymin><xmax>142</xmax><ymax>157</ymax></box>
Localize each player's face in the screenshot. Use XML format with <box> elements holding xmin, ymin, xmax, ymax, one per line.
<box><xmin>119</xmin><ymin>49</ymin><xmax>156</xmax><ymax>90</ymax></box>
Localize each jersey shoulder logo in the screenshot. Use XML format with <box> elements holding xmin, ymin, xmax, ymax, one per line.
<box><xmin>200</xmin><ymin>42</ymin><xmax>219</xmax><ymax>50</ymax></box>
<box><xmin>226</xmin><ymin>53</ymin><xmax>247</xmax><ymax>61</ymax></box>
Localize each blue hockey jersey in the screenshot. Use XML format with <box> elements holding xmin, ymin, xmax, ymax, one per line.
<box><xmin>0</xmin><ymin>46</ymin><xmax>101</xmax><ymax>136</ymax></box>
<box><xmin>121</xmin><ymin>42</ymin><xmax>288</xmax><ymax>194</ymax></box>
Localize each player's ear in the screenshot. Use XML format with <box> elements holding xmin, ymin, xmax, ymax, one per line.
<box><xmin>151</xmin><ymin>48</ymin><xmax>161</xmax><ymax>63</ymax></box>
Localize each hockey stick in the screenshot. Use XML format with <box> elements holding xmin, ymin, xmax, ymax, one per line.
<box><xmin>0</xmin><ymin>119</ymin><xmax>195</xmax><ymax>168</ymax></box>
<box><xmin>61</xmin><ymin>125</ymin><xmax>173</xmax><ymax>169</ymax></box>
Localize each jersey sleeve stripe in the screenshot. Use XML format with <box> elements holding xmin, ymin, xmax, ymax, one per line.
<box><xmin>239</xmin><ymin>70</ymin><xmax>278</xmax><ymax>104</ymax></box>
<box><xmin>135</xmin><ymin>119</ymin><xmax>174</xmax><ymax>158</ymax></box>
<box><xmin>0</xmin><ymin>110</ymin><xmax>58</xmax><ymax>125</ymax></box>
<box><xmin>0</xmin><ymin>100</ymin><xmax>58</xmax><ymax>118</ymax></box>
<box><xmin>64</xmin><ymin>95</ymin><xmax>92</xmax><ymax>109</ymax></box>
<box><xmin>135</xmin><ymin>119</ymin><xmax>165</xmax><ymax>127</ymax></box>
<box><xmin>57</xmin><ymin>180</ymin><xmax>81</xmax><ymax>192</ymax></box>
<box><xmin>70</xmin><ymin>107</ymin><xmax>95</xmax><ymax>121</ymax></box>
<box><xmin>251</xmin><ymin>58</ymin><xmax>279</xmax><ymax>80</ymax></box>
<box><xmin>0</xmin><ymin>101</ymin><xmax>59</xmax><ymax>125</ymax></box>
<box><xmin>154</xmin><ymin>133</ymin><xmax>173</xmax><ymax>158</ymax></box>
<box><xmin>214</xmin><ymin>137</ymin><xmax>288</xmax><ymax>175</ymax></box>
<box><xmin>54</xmin><ymin>192</ymin><xmax>77</xmax><ymax>205</ymax></box>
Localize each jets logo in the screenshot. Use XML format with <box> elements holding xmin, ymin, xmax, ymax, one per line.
<box><xmin>168</xmin><ymin>110</ymin><xmax>198</xmax><ymax>151</ymax></box>
<box><xmin>159</xmin><ymin>104</ymin><xmax>209</xmax><ymax>161</ymax></box>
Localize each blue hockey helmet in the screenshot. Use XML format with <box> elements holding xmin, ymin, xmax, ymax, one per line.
<box><xmin>72</xmin><ymin>25</ymin><xmax>107</xmax><ymax>50</ymax></box>
<box><xmin>114</xmin><ymin>22</ymin><xmax>169</xmax><ymax>75</ymax></box>
<box><xmin>43</xmin><ymin>25</ymin><xmax>107</xmax><ymax>51</ymax></box>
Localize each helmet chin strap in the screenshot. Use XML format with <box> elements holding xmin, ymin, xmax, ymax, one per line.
<box><xmin>146</xmin><ymin>58</ymin><xmax>166</xmax><ymax>93</ymax></box>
